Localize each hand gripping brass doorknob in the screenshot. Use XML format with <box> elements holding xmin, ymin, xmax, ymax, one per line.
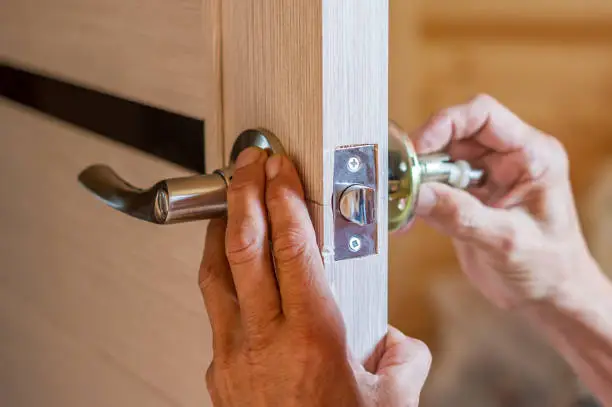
<box><xmin>387</xmin><ymin>121</ymin><xmax>484</xmax><ymax>232</ymax></box>
<box><xmin>78</xmin><ymin>129</ymin><xmax>285</xmax><ymax>224</ymax></box>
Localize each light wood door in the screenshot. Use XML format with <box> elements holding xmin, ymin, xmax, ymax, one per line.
<box><xmin>1</xmin><ymin>1</ymin><xmax>390</xmax><ymax>405</ymax></box>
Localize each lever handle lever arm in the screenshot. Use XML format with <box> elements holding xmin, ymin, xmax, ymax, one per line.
<box><xmin>78</xmin><ymin>164</ymin><xmax>228</xmax><ymax>224</ymax></box>
<box><xmin>77</xmin><ymin>129</ymin><xmax>284</xmax><ymax>225</ymax></box>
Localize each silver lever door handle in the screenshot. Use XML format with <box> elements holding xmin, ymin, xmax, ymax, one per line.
<box><xmin>78</xmin><ymin>129</ymin><xmax>285</xmax><ymax>224</ymax></box>
<box><xmin>78</xmin><ymin>165</ymin><xmax>228</xmax><ymax>224</ymax></box>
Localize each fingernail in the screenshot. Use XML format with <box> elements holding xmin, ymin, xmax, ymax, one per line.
<box><xmin>235</xmin><ymin>147</ymin><xmax>262</xmax><ymax>169</ymax></box>
<box><xmin>265</xmin><ymin>154</ymin><xmax>283</xmax><ymax>180</ymax></box>
<box><xmin>415</xmin><ymin>184</ymin><xmax>437</xmax><ymax>215</ymax></box>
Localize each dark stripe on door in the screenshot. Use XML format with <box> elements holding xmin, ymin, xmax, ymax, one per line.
<box><xmin>0</xmin><ymin>63</ymin><xmax>205</xmax><ymax>173</ymax></box>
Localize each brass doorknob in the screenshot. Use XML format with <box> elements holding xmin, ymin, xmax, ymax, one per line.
<box><xmin>388</xmin><ymin>121</ymin><xmax>484</xmax><ymax>232</ymax></box>
<box><xmin>78</xmin><ymin>129</ymin><xmax>285</xmax><ymax>224</ymax></box>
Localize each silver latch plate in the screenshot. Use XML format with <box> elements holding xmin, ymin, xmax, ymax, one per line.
<box><xmin>333</xmin><ymin>145</ymin><xmax>378</xmax><ymax>261</ymax></box>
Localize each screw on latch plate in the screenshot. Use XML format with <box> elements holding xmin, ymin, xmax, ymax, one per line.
<box><xmin>348</xmin><ymin>236</ymin><xmax>362</xmax><ymax>252</ymax></box>
<box><xmin>347</xmin><ymin>156</ymin><xmax>361</xmax><ymax>172</ymax></box>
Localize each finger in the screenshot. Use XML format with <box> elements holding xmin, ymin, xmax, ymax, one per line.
<box><xmin>415</xmin><ymin>94</ymin><xmax>536</xmax><ymax>155</ymax></box>
<box><xmin>199</xmin><ymin>219</ymin><xmax>240</xmax><ymax>354</ymax></box>
<box><xmin>225</xmin><ymin>147</ymin><xmax>282</xmax><ymax>333</ymax></box>
<box><xmin>264</xmin><ymin>155</ymin><xmax>334</xmax><ymax>318</ymax></box>
<box><xmin>446</xmin><ymin>139</ymin><xmax>491</xmax><ymax>162</ymax></box>
<box><xmin>416</xmin><ymin>182</ymin><xmax>517</xmax><ymax>250</ymax></box>
<box><xmin>376</xmin><ymin>326</ymin><xmax>432</xmax><ymax>399</ymax></box>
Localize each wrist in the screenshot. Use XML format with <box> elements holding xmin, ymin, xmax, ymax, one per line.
<box><xmin>522</xmin><ymin>250</ymin><xmax>611</xmax><ymax>331</ymax></box>
<box><xmin>519</xmin><ymin>251</ymin><xmax>612</xmax><ymax>405</ymax></box>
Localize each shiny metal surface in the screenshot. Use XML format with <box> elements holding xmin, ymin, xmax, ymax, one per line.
<box><xmin>217</xmin><ymin>129</ymin><xmax>287</xmax><ymax>184</ymax></box>
<box><xmin>419</xmin><ymin>154</ymin><xmax>484</xmax><ymax>188</ymax></box>
<box><xmin>339</xmin><ymin>185</ymin><xmax>376</xmax><ymax>226</ymax></box>
<box><xmin>79</xmin><ymin>129</ymin><xmax>285</xmax><ymax>225</ymax></box>
<box><xmin>334</xmin><ymin>145</ymin><xmax>378</xmax><ymax>261</ymax></box>
<box><xmin>388</xmin><ymin>121</ymin><xmax>421</xmax><ymax>233</ymax></box>
<box><xmin>387</xmin><ymin>121</ymin><xmax>486</xmax><ymax>232</ymax></box>
<box><xmin>78</xmin><ymin>165</ymin><xmax>227</xmax><ymax>224</ymax></box>
<box><xmin>163</xmin><ymin>175</ymin><xmax>228</xmax><ymax>223</ymax></box>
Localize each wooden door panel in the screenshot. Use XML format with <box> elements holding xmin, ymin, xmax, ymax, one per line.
<box><xmin>0</xmin><ymin>100</ymin><xmax>213</xmax><ymax>407</ymax></box>
<box><xmin>1</xmin><ymin>2</ymin><xmax>391</xmax><ymax>405</ymax></box>
<box><xmin>221</xmin><ymin>0</ymin><xmax>389</xmax><ymax>360</ymax></box>
<box><xmin>0</xmin><ymin>0</ymin><xmax>220</xmax><ymax>121</ymax></box>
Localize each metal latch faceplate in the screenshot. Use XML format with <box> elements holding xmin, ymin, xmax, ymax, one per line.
<box><xmin>333</xmin><ymin>145</ymin><xmax>378</xmax><ymax>261</ymax></box>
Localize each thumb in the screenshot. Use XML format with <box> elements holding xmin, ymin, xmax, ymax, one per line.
<box><xmin>415</xmin><ymin>182</ymin><xmax>513</xmax><ymax>246</ymax></box>
<box><xmin>375</xmin><ymin>326</ymin><xmax>432</xmax><ymax>404</ymax></box>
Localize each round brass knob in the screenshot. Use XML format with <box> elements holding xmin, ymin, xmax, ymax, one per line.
<box><xmin>388</xmin><ymin>122</ymin><xmax>484</xmax><ymax>232</ymax></box>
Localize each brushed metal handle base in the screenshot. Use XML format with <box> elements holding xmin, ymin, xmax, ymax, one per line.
<box><xmin>78</xmin><ymin>129</ymin><xmax>285</xmax><ymax>224</ymax></box>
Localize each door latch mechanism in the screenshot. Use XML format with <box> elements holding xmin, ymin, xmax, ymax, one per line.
<box><xmin>78</xmin><ymin>123</ymin><xmax>485</xmax><ymax>237</ymax></box>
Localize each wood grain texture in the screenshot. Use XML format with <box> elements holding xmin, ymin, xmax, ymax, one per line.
<box><xmin>221</xmin><ymin>0</ymin><xmax>389</xmax><ymax>360</ymax></box>
<box><xmin>0</xmin><ymin>0</ymin><xmax>222</xmax><ymax>131</ymax></box>
<box><xmin>0</xmin><ymin>100</ymin><xmax>213</xmax><ymax>407</ymax></box>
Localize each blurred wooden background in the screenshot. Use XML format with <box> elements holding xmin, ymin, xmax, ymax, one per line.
<box><xmin>388</xmin><ymin>0</ymin><xmax>612</xmax><ymax>346</ymax></box>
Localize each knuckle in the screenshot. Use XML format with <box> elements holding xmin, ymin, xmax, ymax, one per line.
<box><xmin>267</xmin><ymin>184</ymin><xmax>303</xmax><ymax>209</ymax></box>
<box><xmin>244</xmin><ymin>331</ymin><xmax>276</xmax><ymax>355</ymax></box>
<box><xmin>498</xmin><ymin>227</ymin><xmax>521</xmax><ymax>262</ymax></box>
<box><xmin>243</xmin><ymin>309</ymin><xmax>282</xmax><ymax>336</ymax></box>
<box><xmin>227</xmin><ymin>177</ymin><xmax>260</xmax><ymax>201</ymax></box>
<box><xmin>546</xmin><ymin>134</ymin><xmax>570</xmax><ymax>171</ymax></box>
<box><xmin>225</xmin><ymin>223</ymin><xmax>265</xmax><ymax>266</ymax></box>
<box><xmin>412</xmin><ymin>339</ymin><xmax>433</xmax><ymax>365</ymax></box>
<box><xmin>470</xmin><ymin>93</ymin><xmax>498</xmax><ymax>108</ymax></box>
<box><xmin>198</xmin><ymin>261</ymin><xmax>220</xmax><ymax>291</ymax></box>
<box><xmin>272</xmin><ymin>228</ymin><xmax>310</xmax><ymax>265</ymax></box>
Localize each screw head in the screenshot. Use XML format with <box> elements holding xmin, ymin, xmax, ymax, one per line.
<box><xmin>348</xmin><ymin>236</ymin><xmax>362</xmax><ymax>252</ymax></box>
<box><xmin>347</xmin><ymin>156</ymin><xmax>361</xmax><ymax>172</ymax></box>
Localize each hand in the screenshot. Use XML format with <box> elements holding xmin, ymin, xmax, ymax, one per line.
<box><xmin>199</xmin><ymin>148</ymin><xmax>431</xmax><ymax>407</ymax></box>
<box><xmin>412</xmin><ymin>94</ymin><xmax>596</xmax><ymax>310</ymax></box>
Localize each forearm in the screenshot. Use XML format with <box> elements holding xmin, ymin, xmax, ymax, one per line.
<box><xmin>525</xmin><ymin>255</ymin><xmax>612</xmax><ymax>406</ymax></box>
